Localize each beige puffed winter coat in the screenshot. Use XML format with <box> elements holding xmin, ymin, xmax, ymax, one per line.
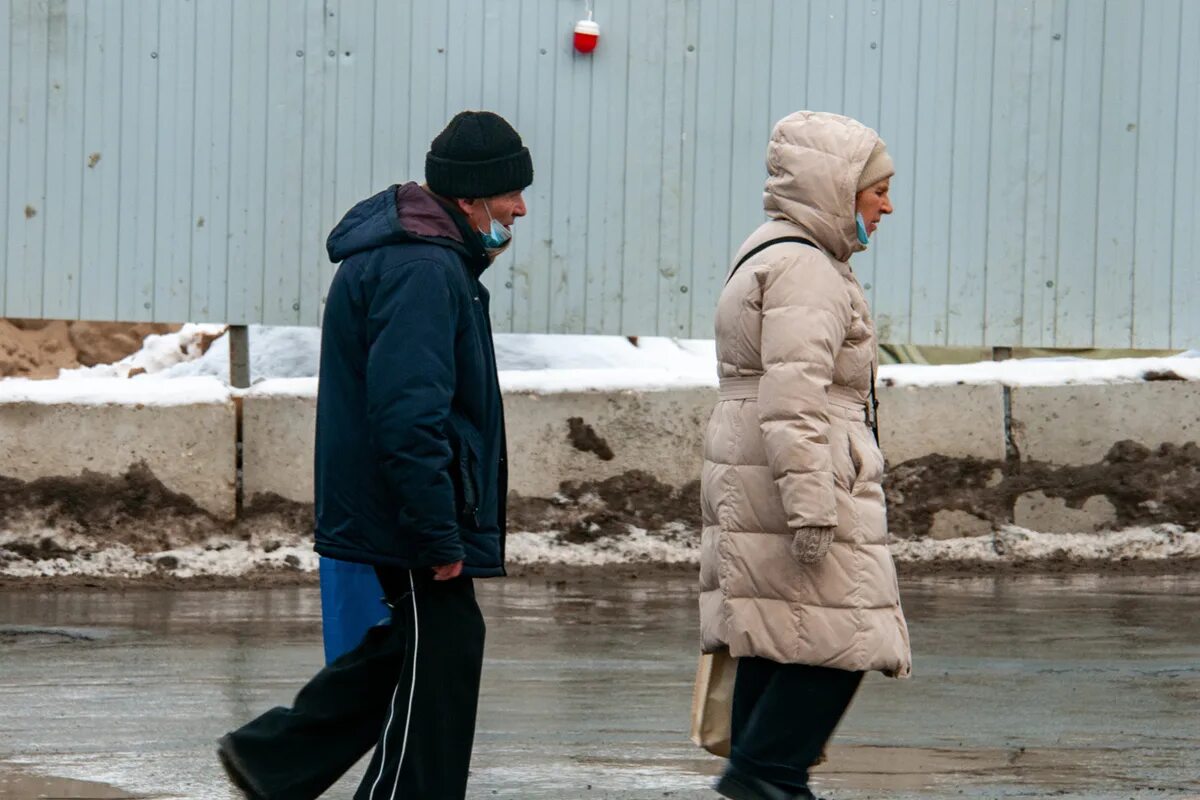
<box><xmin>699</xmin><ymin>111</ymin><xmax>911</xmax><ymax>678</ymax></box>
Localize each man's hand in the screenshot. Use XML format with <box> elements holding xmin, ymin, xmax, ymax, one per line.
<box><xmin>432</xmin><ymin>560</ymin><xmax>464</xmax><ymax>581</ymax></box>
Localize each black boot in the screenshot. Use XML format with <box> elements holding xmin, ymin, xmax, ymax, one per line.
<box><xmin>714</xmin><ymin>764</ymin><xmax>818</xmax><ymax>800</ymax></box>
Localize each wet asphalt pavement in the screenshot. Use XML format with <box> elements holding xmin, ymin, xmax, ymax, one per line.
<box><xmin>1</xmin><ymin>573</ymin><xmax>1198</xmax><ymax>799</ymax></box>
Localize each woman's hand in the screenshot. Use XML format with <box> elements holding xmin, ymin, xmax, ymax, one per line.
<box><xmin>791</xmin><ymin>527</ymin><xmax>835</xmax><ymax>563</ymax></box>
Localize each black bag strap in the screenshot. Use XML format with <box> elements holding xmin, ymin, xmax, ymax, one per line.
<box><xmin>725</xmin><ymin>236</ymin><xmax>818</xmax><ymax>285</ymax></box>
<box><xmin>869</xmin><ymin>366</ymin><xmax>880</xmax><ymax>445</ymax></box>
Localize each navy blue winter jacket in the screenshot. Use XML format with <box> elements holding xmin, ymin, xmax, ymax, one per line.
<box><xmin>314</xmin><ymin>182</ymin><xmax>507</xmax><ymax>578</ymax></box>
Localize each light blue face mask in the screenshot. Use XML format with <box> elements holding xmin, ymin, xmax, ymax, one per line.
<box><xmin>855</xmin><ymin>212</ymin><xmax>870</xmax><ymax>245</ymax></box>
<box><xmin>479</xmin><ymin>201</ymin><xmax>512</xmax><ymax>250</ymax></box>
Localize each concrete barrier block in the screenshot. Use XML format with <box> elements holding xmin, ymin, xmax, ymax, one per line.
<box><xmin>242</xmin><ymin>391</ymin><xmax>317</xmax><ymax>506</ymax></box>
<box><xmin>1011</xmin><ymin>383</ymin><xmax>1200</xmax><ymax>466</ymax></box>
<box><xmin>928</xmin><ymin>509</ymin><xmax>994</xmax><ymax>540</ymax></box>
<box><xmin>503</xmin><ymin>387</ymin><xmax>716</xmax><ymax>498</ymax></box>
<box><xmin>240</xmin><ymin>384</ymin><xmax>718</xmax><ymax>504</ymax></box>
<box><xmin>1014</xmin><ymin>491</ymin><xmax>1119</xmax><ymax>533</ymax></box>
<box><xmin>0</xmin><ymin>398</ymin><xmax>237</xmax><ymax>519</ymax></box>
<box><xmin>244</xmin><ymin>381</ymin><xmax>1011</xmax><ymax>506</ymax></box>
<box><xmin>877</xmin><ymin>384</ymin><xmax>1007</xmax><ymax>465</ymax></box>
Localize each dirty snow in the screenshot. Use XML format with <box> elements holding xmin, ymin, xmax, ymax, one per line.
<box><xmin>505</xmin><ymin>523</ymin><xmax>698</xmax><ymax>566</ymax></box>
<box><xmin>4</xmin><ymin>522</ymin><xmax>1198</xmax><ymax>579</ymax></box>
<box><xmin>0</xmin><ymin>527</ymin><xmax>317</xmax><ymax>579</ymax></box>
<box><xmin>505</xmin><ymin>523</ymin><xmax>1200</xmax><ymax>568</ymax></box>
<box><xmin>891</xmin><ymin>524</ymin><xmax>1200</xmax><ymax>564</ymax></box>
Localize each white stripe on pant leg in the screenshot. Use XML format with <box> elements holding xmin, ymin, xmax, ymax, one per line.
<box><xmin>367</xmin><ymin>678</ymin><xmax>404</xmax><ymax>800</ymax></box>
<box><xmin>387</xmin><ymin>570</ymin><xmax>420</xmax><ymax>800</ymax></box>
<box><xmin>367</xmin><ymin>571</ymin><xmax>420</xmax><ymax>800</ymax></box>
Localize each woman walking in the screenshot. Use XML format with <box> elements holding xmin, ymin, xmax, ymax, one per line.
<box><xmin>699</xmin><ymin>111</ymin><xmax>912</xmax><ymax>800</ymax></box>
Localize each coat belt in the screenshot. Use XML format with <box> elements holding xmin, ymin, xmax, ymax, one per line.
<box><xmin>717</xmin><ymin>375</ymin><xmax>870</xmax><ymax>419</ymax></box>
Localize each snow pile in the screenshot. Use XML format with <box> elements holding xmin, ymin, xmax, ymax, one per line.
<box><xmin>60</xmin><ymin>324</ymin><xmax>321</xmax><ymax>384</ymax></box>
<box><xmin>494</xmin><ymin>333</ymin><xmax>713</xmax><ymax>371</ymax></box>
<box><xmin>880</xmin><ymin>351</ymin><xmax>1200</xmax><ymax>388</ymax></box>
<box><xmin>27</xmin><ymin>326</ymin><xmax>1200</xmax><ymax>402</ymax></box>
<box><xmin>36</xmin><ymin>321</ymin><xmax>1200</xmax><ymax>392</ymax></box>
<box><xmin>61</xmin><ymin>324</ymin><xmax>227</xmax><ymax>379</ymax></box>
<box><xmin>50</xmin><ymin>327</ymin><xmax>719</xmax><ymax>393</ymax></box>
<box><xmin>20</xmin><ymin>323</ymin><xmax>1195</xmax><ymax>420</ymax></box>
<box><xmin>157</xmin><ymin>325</ymin><xmax>321</xmax><ymax>382</ymax></box>
<box><xmin>498</xmin><ymin>334</ymin><xmax>717</xmax><ymax>393</ymax></box>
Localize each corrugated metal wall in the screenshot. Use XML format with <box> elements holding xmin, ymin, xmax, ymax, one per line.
<box><xmin>3</xmin><ymin>0</ymin><xmax>1197</xmax><ymax>347</ymax></box>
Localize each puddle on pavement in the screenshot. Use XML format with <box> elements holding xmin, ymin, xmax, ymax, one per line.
<box><xmin>2</xmin><ymin>576</ymin><xmax>1199</xmax><ymax>799</ymax></box>
<box><xmin>813</xmin><ymin>743</ymin><xmax>1123</xmax><ymax>793</ymax></box>
<box><xmin>573</xmin><ymin>743</ymin><xmax>1130</xmax><ymax>795</ymax></box>
<box><xmin>0</xmin><ymin>766</ymin><xmax>143</xmax><ymax>799</ymax></box>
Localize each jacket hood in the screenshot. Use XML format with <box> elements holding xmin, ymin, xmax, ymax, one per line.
<box><xmin>326</xmin><ymin>182</ymin><xmax>489</xmax><ymax>273</ymax></box>
<box><xmin>762</xmin><ymin>111</ymin><xmax>882</xmax><ymax>262</ymax></box>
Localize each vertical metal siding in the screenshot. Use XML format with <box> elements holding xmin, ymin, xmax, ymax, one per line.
<box><xmin>2</xmin><ymin>0</ymin><xmax>1197</xmax><ymax>348</ymax></box>
<box><xmin>1131</xmin><ymin>0</ymin><xmax>1179</xmax><ymax>350</ymax></box>
<box><xmin>1171</xmin><ymin>0</ymin><xmax>1200</xmax><ymax>347</ymax></box>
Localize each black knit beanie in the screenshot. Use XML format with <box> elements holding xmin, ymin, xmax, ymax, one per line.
<box><xmin>426</xmin><ymin>111</ymin><xmax>533</xmax><ymax>199</ymax></box>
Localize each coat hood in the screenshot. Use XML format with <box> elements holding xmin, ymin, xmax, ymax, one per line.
<box><xmin>326</xmin><ymin>182</ymin><xmax>489</xmax><ymax>275</ymax></box>
<box><xmin>762</xmin><ymin>111</ymin><xmax>882</xmax><ymax>262</ymax></box>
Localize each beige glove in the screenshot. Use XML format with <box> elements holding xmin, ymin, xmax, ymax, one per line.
<box><xmin>791</xmin><ymin>526</ymin><xmax>835</xmax><ymax>564</ymax></box>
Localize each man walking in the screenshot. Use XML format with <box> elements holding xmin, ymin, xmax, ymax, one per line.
<box><xmin>218</xmin><ymin>110</ymin><xmax>531</xmax><ymax>799</ymax></box>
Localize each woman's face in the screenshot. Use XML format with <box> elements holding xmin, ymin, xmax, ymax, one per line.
<box><xmin>855</xmin><ymin>178</ymin><xmax>893</xmax><ymax>238</ymax></box>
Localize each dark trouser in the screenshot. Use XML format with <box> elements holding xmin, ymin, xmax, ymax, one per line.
<box><xmin>222</xmin><ymin>568</ymin><xmax>486</xmax><ymax>800</ymax></box>
<box><xmin>729</xmin><ymin>657</ymin><xmax>863</xmax><ymax>793</ymax></box>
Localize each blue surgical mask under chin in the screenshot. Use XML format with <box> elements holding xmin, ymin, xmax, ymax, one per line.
<box><xmin>855</xmin><ymin>213</ymin><xmax>870</xmax><ymax>245</ymax></box>
<box><xmin>479</xmin><ymin>202</ymin><xmax>512</xmax><ymax>249</ymax></box>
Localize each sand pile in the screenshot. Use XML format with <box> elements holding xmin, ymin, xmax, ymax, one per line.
<box><xmin>0</xmin><ymin>319</ymin><xmax>181</xmax><ymax>378</ymax></box>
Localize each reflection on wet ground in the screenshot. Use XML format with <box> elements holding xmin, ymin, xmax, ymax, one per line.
<box><xmin>1</xmin><ymin>574</ymin><xmax>1198</xmax><ymax>799</ymax></box>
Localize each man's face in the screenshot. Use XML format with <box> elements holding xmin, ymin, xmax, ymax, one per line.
<box><xmin>459</xmin><ymin>190</ymin><xmax>527</xmax><ymax>233</ymax></box>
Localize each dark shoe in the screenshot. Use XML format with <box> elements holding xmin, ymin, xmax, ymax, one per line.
<box><xmin>217</xmin><ymin>735</ymin><xmax>266</xmax><ymax>800</ymax></box>
<box><xmin>714</xmin><ymin>764</ymin><xmax>815</xmax><ymax>800</ymax></box>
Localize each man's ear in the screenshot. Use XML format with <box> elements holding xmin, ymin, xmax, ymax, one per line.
<box><xmin>454</xmin><ymin>197</ymin><xmax>478</xmax><ymax>217</ymax></box>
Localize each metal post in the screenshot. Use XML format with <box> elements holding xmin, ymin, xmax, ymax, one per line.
<box><xmin>229</xmin><ymin>325</ymin><xmax>251</xmax><ymax>388</ymax></box>
<box><xmin>228</xmin><ymin>324</ymin><xmax>251</xmax><ymax>516</ymax></box>
<box><xmin>993</xmin><ymin>346</ymin><xmax>1018</xmax><ymax>462</ymax></box>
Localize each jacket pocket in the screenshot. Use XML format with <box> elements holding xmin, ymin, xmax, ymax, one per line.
<box><xmin>830</xmin><ymin>425</ymin><xmax>857</xmax><ymax>491</ymax></box>
<box><xmin>448</xmin><ymin>415</ymin><xmax>485</xmax><ymax>530</ymax></box>
<box><xmin>458</xmin><ymin>446</ymin><xmax>480</xmax><ymax>528</ymax></box>
<box><xmin>846</xmin><ymin>425</ymin><xmax>884</xmax><ymax>490</ymax></box>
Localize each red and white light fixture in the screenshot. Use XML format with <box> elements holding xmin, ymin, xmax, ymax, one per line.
<box><xmin>574</xmin><ymin>2</ymin><xmax>600</xmax><ymax>53</ymax></box>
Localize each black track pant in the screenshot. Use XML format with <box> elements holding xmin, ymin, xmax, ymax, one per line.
<box><xmin>221</xmin><ymin>568</ymin><xmax>486</xmax><ymax>799</ymax></box>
